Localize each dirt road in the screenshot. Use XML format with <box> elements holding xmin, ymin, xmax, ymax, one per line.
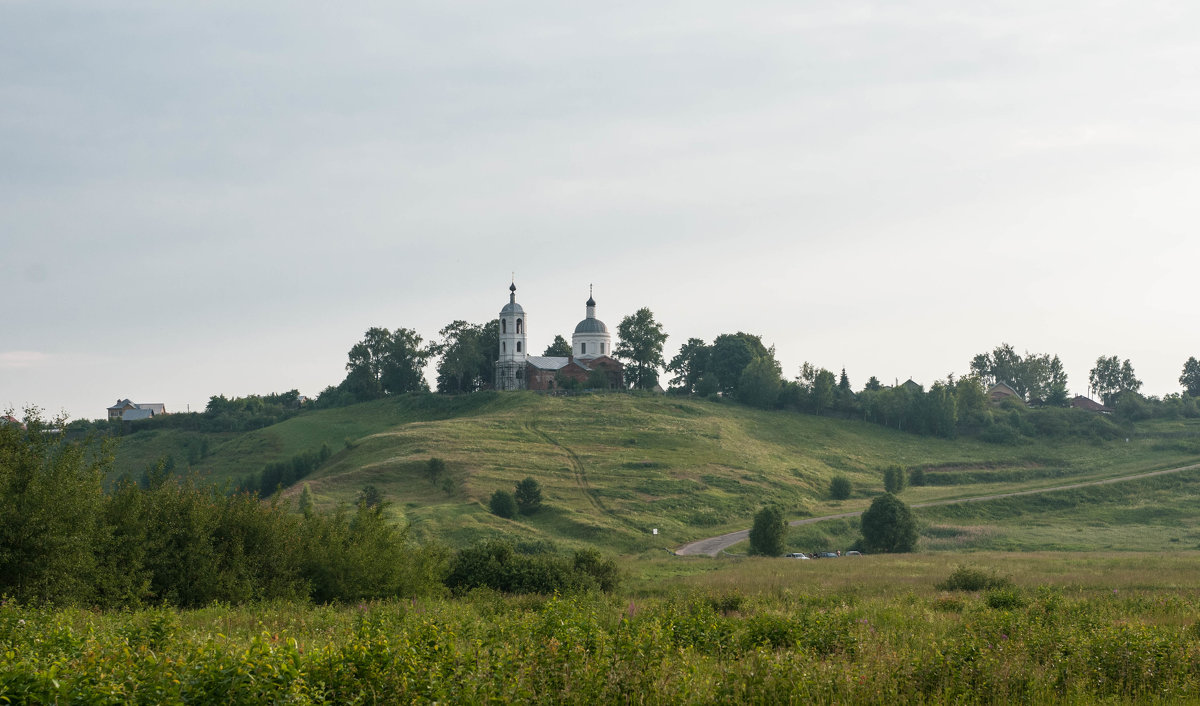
<box><xmin>674</xmin><ymin>461</ymin><xmax>1200</xmax><ymax>557</ymax></box>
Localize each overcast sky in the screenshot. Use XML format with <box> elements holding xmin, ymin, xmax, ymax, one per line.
<box><xmin>2</xmin><ymin>1</ymin><xmax>1197</xmax><ymax>420</ymax></box>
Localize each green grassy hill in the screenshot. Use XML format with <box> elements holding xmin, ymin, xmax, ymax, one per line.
<box><xmin>109</xmin><ymin>392</ymin><xmax>1200</xmax><ymax>554</ymax></box>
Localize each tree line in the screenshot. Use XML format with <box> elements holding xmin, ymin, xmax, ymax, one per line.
<box><xmin>308</xmin><ymin>311</ymin><xmax>1200</xmax><ymax>445</ymax></box>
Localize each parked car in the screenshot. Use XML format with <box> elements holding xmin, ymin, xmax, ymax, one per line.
<box><xmin>818</xmin><ymin>552</ymin><xmax>839</xmax><ymax>559</ymax></box>
<box><xmin>785</xmin><ymin>552</ymin><xmax>810</xmax><ymax>559</ymax></box>
<box><xmin>845</xmin><ymin>550</ymin><xmax>863</xmax><ymax>556</ymax></box>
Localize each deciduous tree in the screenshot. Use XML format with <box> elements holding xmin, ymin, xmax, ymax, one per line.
<box><xmin>666</xmin><ymin>338</ymin><xmax>711</xmax><ymax>393</ymax></box>
<box><xmin>737</xmin><ymin>351</ymin><xmax>783</xmax><ymax>408</ymax></box>
<box><xmin>514</xmin><ymin>477</ymin><xmax>543</xmax><ymax>514</ymax></box>
<box><xmin>543</xmin><ymin>335</ymin><xmax>571</xmax><ymax>357</ymax></box>
<box><xmin>859</xmin><ymin>493</ymin><xmax>918</xmax><ymax>553</ymax></box>
<box><xmin>1089</xmin><ymin>355</ymin><xmax>1142</xmax><ymax>405</ymax></box>
<box><xmin>748</xmin><ymin>506</ymin><xmax>787</xmax><ymax>556</ymax></box>
<box><xmin>615</xmin><ymin>308</ymin><xmax>668</xmax><ymax>390</ymax></box>
<box><xmin>710</xmin><ymin>333</ymin><xmax>769</xmax><ymax>397</ymax></box>
<box><xmin>1180</xmin><ymin>357</ymin><xmax>1200</xmax><ymax>396</ymax></box>
<box><xmin>342</xmin><ymin>327</ymin><xmax>432</xmax><ymax>400</ymax></box>
<box><xmin>434</xmin><ymin>321</ymin><xmax>490</xmax><ymax>394</ymax></box>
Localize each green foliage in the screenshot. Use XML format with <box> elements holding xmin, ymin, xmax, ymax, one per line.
<box><xmin>859</xmin><ymin>493</ymin><xmax>917</xmax><ymax>553</ymax></box>
<box><xmin>244</xmin><ymin>443</ymin><xmax>332</xmax><ymax>498</ymax></box>
<box><xmin>12</xmin><ymin>581</ymin><xmax>1200</xmax><ymax>703</ymax></box>
<box><xmin>426</xmin><ymin>457</ymin><xmax>447</xmax><ymax>483</ymax></box>
<box><xmin>434</xmin><ymin>319</ymin><xmax>499</xmax><ymax>394</ymax></box>
<box><xmin>748</xmin><ymin>506</ymin><xmax>786</xmax><ymax>556</ymax></box>
<box><xmin>299</xmin><ymin>502</ymin><xmax>445</xmax><ymax>603</ymax></box>
<box><xmin>985</xmin><ymin>586</ymin><xmax>1027</xmax><ymax>609</ymax></box>
<box><xmin>710</xmin><ymin>332</ymin><xmax>769</xmax><ymax>397</ymax></box>
<box><xmin>907</xmin><ymin>467</ymin><xmax>926</xmax><ymax>486</ymax></box>
<box><xmin>935</xmin><ymin>565</ymin><xmax>1012</xmax><ymax>592</ymax></box>
<box><xmin>1090</xmin><ymin>355</ymin><xmax>1142</xmax><ymax>406</ymax></box>
<box><xmin>489</xmin><ymin>489</ymin><xmax>517</xmax><ymax>519</ymax></box>
<box><xmin>666</xmin><ymin>337</ymin><xmax>711</xmax><ymax>393</ymax></box>
<box><xmin>737</xmin><ymin>351</ymin><xmax>783</xmax><ymax>409</ymax></box>
<box><xmin>514</xmin><ymin>477</ymin><xmax>543</xmax><ymax>514</ymax></box>
<box><xmin>883</xmin><ymin>465</ymin><xmax>906</xmax><ymax>493</ymax></box>
<box><xmin>1181</xmin><ymin>357</ymin><xmax>1200</xmax><ymax>396</ymax></box>
<box><xmin>970</xmin><ymin>344</ymin><xmax>1068</xmax><ymax>404</ymax></box>
<box><xmin>0</xmin><ymin>412</ymin><xmax>107</xmax><ymax>604</ymax></box>
<box><xmin>1</xmin><ymin>410</ymin><xmax>445</xmax><ymax>607</ymax></box>
<box><xmin>614</xmin><ymin>307</ymin><xmax>668</xmax><ymax>390</ymax></box>
<box><xmin>443</xmin><ymin>540</ymin><xmax>619</xmax><ymax>594</ymax></box>
<box><xmin>298</xmin><ymin>483</ymin><xmax>314</xmax><ymax>516</ymax></box>
<box><xmin>543</xmin><ymin>335</ymin><xmax>571</xmax><ymax>357</ymax></box>
<box><xmin>356</xmin><ymin>485</ymin><xmax>384</xmax><ymax>508</ymax></box>
<box><xmin>829</xmin><ymin>475</ymin><xmax>852</xmax><ymax>500</ymax></box>
<box><xmin>340</xmin><ymin>326</ymin><xmax>432</xmax><ymax>401</ymax></box>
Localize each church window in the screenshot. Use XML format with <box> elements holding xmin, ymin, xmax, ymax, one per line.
<box><xmin>517</xmin><ymin>342</ymin><xmax>522</xmax><ymax>352</ymax></box>
<box><xmin>581</xmin><ymin>342</ymin><xmax>587</xmax><ymax>354</ymax></box>
<box><xmin>601</xmin><ymin>343</ymin><xmax>605</xmax><ymax>354</ymax></box>
<box><xmin>502</xmin><ymin>342</ymin><xmax>506</xmax><ymax>353</ymax></box>
<box><xmin>516</xmin><ymin>319</ymin><xmax>523</xmax><ymax>334</ymax></box>
<box><xmin>502</xmin><ymin>319</ymin><xmax>507</xmax><ymax>334</ymax></box>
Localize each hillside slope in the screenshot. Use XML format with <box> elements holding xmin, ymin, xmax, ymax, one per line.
<box><xmin>109</xmin><ymin>393</ymin><xmax>1200</xmax><ymax>553</ymax></box>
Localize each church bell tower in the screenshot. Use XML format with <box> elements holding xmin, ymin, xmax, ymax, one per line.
<box><xmin>496</xmin><ymin>282</ymin><xmax>527</xmax><ymax>390</ymax></box>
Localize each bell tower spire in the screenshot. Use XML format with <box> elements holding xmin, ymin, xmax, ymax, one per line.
<box><xmin>496</xmin><ymin>280</ymin><xmax>528</xmax><ymax>390</ymax></box>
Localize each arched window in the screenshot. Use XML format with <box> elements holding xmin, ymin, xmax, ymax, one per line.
<box><xmin>502</xmin><ymin>342</ymin><xmax>506</xmax><ymax>353</ymax></box>
<box><xmin>601</xmin><ymin>343</ymin><xmax>605</xmax><ymax>354</ymax></box>
<box><xmin>517</xmin><ymin>342</ymin><xmax>522</xmax><ymax>352</ymax></box>
<box><xmin>581</xmin><ymin>342</ymin><xmax>587</xmax><ymax>355</ymax></box>
<box><xmin>516</xmin><ymin>319</ymin><xmax>523</xmax><ymax>334</ymax></box>
<box><xmin>502</xmin><ymin>319</ymin><xmax>507</xmax><ymax>334</ymax></box>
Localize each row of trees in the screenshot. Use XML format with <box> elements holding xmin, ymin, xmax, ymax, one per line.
<box><xmin>315</xmin><ymin>314</ymin><xmax>1199</xmax><ymax>420</ymax></box>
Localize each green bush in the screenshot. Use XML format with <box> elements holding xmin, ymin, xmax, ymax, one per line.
<box><xmin>489</xmin><ymin>490</ymin><xmax>518</xmax><ymax>518</ymax></box>
<box><xmin>859</xmin><ymin>493</ymin><xmax>917</xmax><ymax>553</ymax></box>
<box><xmin>443</xmin><ymin>541</ymin><xmax>619</xmax><ymax>595</ymax></box>
<box><xmin>829</xmin><ymin>476</ymin><xmax>852</xmax><ymax>500</ymax></box>
<box><xmin>985</xmin><ymin>587</ymin><xmax>1027</xmax><ymax>609</ymax></box>
<box><xmin>514</xmin><ymin>477</ymin><xmax>543</xmax><ymax>514</ymax></box>
<box><xmin>936</xmin><ymin>565</ymin><xmax>1012</xmax><ymax>592</ymax></box>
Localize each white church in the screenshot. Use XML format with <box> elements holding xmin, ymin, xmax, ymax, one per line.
<box><xmin>495</xmin><ymin>283</ymin><xmax>624</xmax><ymax>391</ymax></box>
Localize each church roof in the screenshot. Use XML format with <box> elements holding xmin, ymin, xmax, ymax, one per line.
<box><xmin>526</xmin><ymin>356</ymin><xmax>571</xmax><ymax>370</ymax></box>
<box><xmin>573</xmin><ymin>317</ymin><xmax>608</xmax><ymax>334</ymax></box>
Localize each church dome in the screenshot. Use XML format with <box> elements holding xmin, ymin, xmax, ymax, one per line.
<box><xmin>574</xmin><ymin>317</ymin><xmax>608</xmax><ymax>334</ymax></box>
<box><xmin>500</xmin><ymin>282</ymin><xmax>524</xmax><ymax>315</ymax></box>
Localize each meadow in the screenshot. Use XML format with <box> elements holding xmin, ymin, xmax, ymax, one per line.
<box><xmin>7</xmin><ymin>553</ymin><xmax>1200</xmax><ymax>704</ymax></box>
<box><xmin>107</xmin><ymin>393</ymin><xmax>1200</xmax><ymax>555</ymax></box>
<box><xmin>33</xmin><ymin>394</ymin><xmax>1197</xmax><ymax>702</ymax></box>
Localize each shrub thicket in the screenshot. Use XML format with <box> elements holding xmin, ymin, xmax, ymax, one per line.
<box><xmin>936</xmin><ymin>565</ymin><xmax>1012</xmax><ymax>592</ymax></box>
<box><xmin>489</xmin><ymin>490</ymin><xmax>518</xmax><ymax>518</ymax></box>
<box><xmin>829</xmin><ymin>476</ymin><xmax>852</xmax><ymax>500</ymax></box>
<box><xmin>443</xmin><ymin>540</ymin><xmax>619</xmax><ymax>595</ymax></box>
<box><xmin>1</xmin><ymin>412</ymin><xmax>445</xmax><ymax>607</ymax></box>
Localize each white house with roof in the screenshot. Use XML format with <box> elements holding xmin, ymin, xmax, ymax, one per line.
<box><xmin>107</xmin><ymin>399</ymin><xmax>167</xmax><ymax>421</ymax></box>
